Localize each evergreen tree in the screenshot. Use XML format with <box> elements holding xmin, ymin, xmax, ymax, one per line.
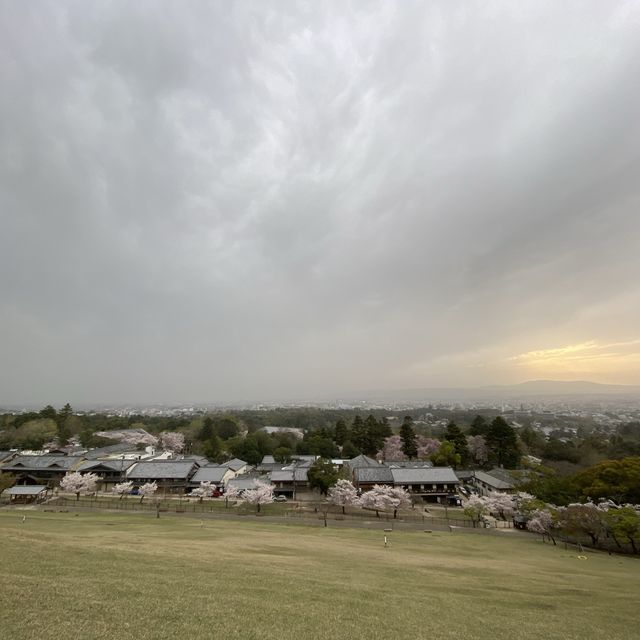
<box><xmin>203</xmin><ymin>434</ymin><xmax>223</xmax><ymax>462</ymax></box>
<box><xmin>469</xmin><ymin>415</ymin><xmax>489</xmax><ymax>436</ymax></box>
<box><xmin>334</xmin><ymin>419</ymin><xmax>348</xmax><ymax>446</ymax></box>
<box><xmin>56</xmin><ymin>403</ymin><xmax>73</xmax><ymax>445</ymax></box>
<box><xmin>400</xmin><ymin>416</ymin><xmax>418</xmax><ymax>459</ymax></box>
<box><xmin>351</xmin><ymin>415</ymin><xmax>369</xmax><ymax>453</ymax></box>
<box><xmin>199</xmin><ymin>417</ymin><xmax>215</xmax><ymax>441</ymax></box>
<box><xmin>307</xmin><ymin>458</ymin><xmax>340</xmax><ymax>495</ymax></box>
<box><xmin>443</xmin><ymin>421</ymin><xmax>469</xmax><ymax>466</ymax></box>
<box><xmin>341</xmin><ymin>440</ymin><xmax>359</xmax><ymax>458</ymax></box>
<box><xmin>486</xmin><ymin>416</ymin><xmax>520</xmax><ymax>468</ymax></box>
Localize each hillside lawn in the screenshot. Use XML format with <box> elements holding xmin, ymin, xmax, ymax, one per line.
<box><xmin>0</xmin><ymin>511</ymin><xmax>638</xmax><ymax>640</ymax></box>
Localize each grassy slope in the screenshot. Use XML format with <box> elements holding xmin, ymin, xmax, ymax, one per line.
<box><xmin>0</xmin><ymin>511</ymin><xmax>637</xmax><ymax>640</ymax></box>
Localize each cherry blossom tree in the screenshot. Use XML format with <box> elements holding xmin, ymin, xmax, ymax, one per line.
<box><xmin>328</xmin><ymin>479</ymin><xmax>359</xmax><ymax>514</ymax></box>
<box><xmin>242</xmin><ymin>480</ymin><xmax>274</xmax><ymax>513</ymax></box>
<box><xmin>59</xmin><ymin>471</ymin><xmax>99</xmax><ymax>500</ymax></box>
<box><xmin>358</xmin><ymin>485</ymin><xmax>411</xmax><ymax>518</ymax></box>
<box><xmin>358</xmin><ymin>485</ymin><xmax>389</xmax><ymax>517</ymax></box>
<box><xmin>416</xmin><ymin>436</ymin><xmax>441</xmax><ymax>460</ymax></box>
<box><xmin>463</xmin><ymin>494</ymin><xmax>490</xmax><ymax>527</ymax></box>
<box><xmin>191</xmin><ymin>481</ymin><xmax>215</xmax><ymax>503</ymax></box>
<box><xmin>467</xmin><ymin>435</ymin><xmax>489</xmax><ymax>466</ymax></box>
<box><xmin>121</xmin><ymin>432</ymin><xmax>158</xmax><ymax>448</ymax></box>
<box><xmin>139</xmin><ymin>481</ymin><xmax>158</xmax><ymax>503</ymax></box>
<box><xmin>377</xmin><ymin>435</ymin><xmax>404</xmax><ymax>461</ymax></box>
<box><xmin>224</xmin><ymin>484</ymin><xmax>241</xmax><ymax>508</ymax></box>
<box><xmin>386</xmin><ymin>486</ymin><xmax>412</xmax><ymax>518</ymax></box>
<box><xmin>377</xmin><ymin>435</ymin><xmax>440</xmax><ymax>462</ymax></box>
<box><xmin>160</xmin><ymin>431</ymin><xmax>185</xmax><ymax>453</ymax></box>
<box><xmin>527</xmin><ymin>508</ymin><xmax>558</xmax><ymax>545</ymax></box>
<box><xmin>486</xmin><ymin>492</ymin><xmax>515</xmax><ymax>520</ymax></box>
<box><xmin>112</xmin><ymin>481</ymin><xmax>133</xmax><ymax>499</ymax></box>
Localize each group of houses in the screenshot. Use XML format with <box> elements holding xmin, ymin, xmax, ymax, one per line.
<box><xmin>0</xmin><ymin>444</ymin><xmax>520</xmax><ymax>505</ymax></box>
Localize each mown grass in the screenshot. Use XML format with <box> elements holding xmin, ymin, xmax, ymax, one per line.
<box><xmin>0</xmin><ymin>510</ymin><xmax>637</xmax><ymax>640</ymax></box>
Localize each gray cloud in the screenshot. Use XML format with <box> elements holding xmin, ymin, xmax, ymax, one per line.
<box><xmin>1</xmin><ymin>1</ymin><xmax>640</xmax><ymax>404</ymax></box>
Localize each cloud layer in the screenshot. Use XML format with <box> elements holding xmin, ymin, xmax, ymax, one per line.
<box><xmin>1</xmin><ymin>1</ymin><xmax>640</xmax><ymax>404</ymax></box>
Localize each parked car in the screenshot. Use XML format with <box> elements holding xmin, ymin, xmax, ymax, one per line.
<box><xmin>274</xmin><ymin>495</ymin><xmax>287</xmax><ymax>502</ymax></box>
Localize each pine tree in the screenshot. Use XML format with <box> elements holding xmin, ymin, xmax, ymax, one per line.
<box><xmin>443</xmin><ymin>421</ymin><xmax>469</xmax><ymax>466</ymax></box>
<box><xmin>334</xmin><ymin>419</ymin><xmax>348</xmax><ymax>446</ymax></box>
<box><xmin>469</xmin><ymin>415</ymin><xmax>489</xmax><ymax>436</ymax></box>
<box><xmin>486</xmin><ymin>416</ymin><xmax>520</xmax><ymax>468</ymax></box>
<box><xmin>400</xmin><ymin>416</ymin><xmax>418</xmax><ymax>459</ymax></box>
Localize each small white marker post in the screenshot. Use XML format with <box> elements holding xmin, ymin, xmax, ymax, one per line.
<box><xmin>384</xmin><ymin>535</ymin><xmax>388</xmax><ymax>548</ymax></box>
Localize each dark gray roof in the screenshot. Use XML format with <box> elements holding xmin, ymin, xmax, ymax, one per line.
<box><xmin>261</xmin><ymin>455</ymin><xmax>276</xmax><ymax>464</ymax></box>
<box><xmin>387</xmin><ymin>460</ymin><xmax>434</xmax><ymax>469</ymax></box>
<box><xmin>3</xmin><ymin>485</ymin><xmax>48</xmax><ymax>495</ymax></box>
<box><xmin>176</xmin><ymin>455</ymin><xmax>210</xmax><ymax>467</ymax></box>
<box><xmin>391</xmin><ymin>467</ymin><xmax>459</xmax><ymax>484</ymax></box>
<box><xmin>79</xmin><ymin>460</ymin><xmax>136</xmax><ymax>473</ymax></box>
<box><xmin>348</xmin><ymin>454</ymin><xmax>380</xmax><ymax>469</ymax></box>
<box><xmin>354</xmin><ymin>467</ymin><xmax>394</xmax><ymax>484</ymax></box>
<box><xmin>221</xmin><ymin>458</ymin><xmax>248</xmax><ymax>471</ymax></box>
<box><xmin>2</xmin><ymin>455</ymin><xmax>82</xmax><ymax>471</ymax></box>
<box><xmin>84</xmin><ymin>443</ymin><xmax>137</xmax><ymax>460</ymax></box>
<box><xmin>256</xmin><ymin>462</ymin><xmax>284</xmax><ymax>472</ymax></box>
<box><xmin>473</xmin><ymin>470</ymin><xmax>514</xmax><ymax>490</ymax></box>
<box><xmin>270</xmin><ymin>470</ymin><xmax>294</xmax><ymax>482</ymax></box>
<box><xmin>127</xmin><ymin>461</ymin><xmax>197</xmax><ymax>480</ymax></box>
<box><xmin>191</xmin><ymin>466</ymin><xmax>230</xmax><ymax>483</ymax></box>
<box><xmin>0</xmin><ymin>451</ymin><xmax>15</xmax><ymax>463</ymax></box>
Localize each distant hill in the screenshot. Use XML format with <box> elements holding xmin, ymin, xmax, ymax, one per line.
<box><xmin>329</xmin><ymin>380</ymin><xmax>640</xmax><ymax>404</ymax></box>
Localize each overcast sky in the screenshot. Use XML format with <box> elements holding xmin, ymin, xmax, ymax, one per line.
<box><xmin>1</xmin><ymin>1</ymin><xmax>640</xmax><ymax>405</ymax></box>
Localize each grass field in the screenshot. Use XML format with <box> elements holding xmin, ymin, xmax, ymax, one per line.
<box><xmin>0</xmin><ymin>510</ymin><xmax>638</xmax><ymax>640</ymax></box>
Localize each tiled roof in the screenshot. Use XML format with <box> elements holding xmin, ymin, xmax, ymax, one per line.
<box><xmin>354</xmin><ymin>467</ymin><xmax>394</xmax><ymax>484</ymax></box>
<box><xmin>191</xmin><ymin>466</ymin><xmax>230</xmax><ymax>483</ymax></box>
<box><xmin>2</xmin><ymin>455</ymin><xmax>82</xmax><ymax>471</ymax></box>
<box><xmin>473</xmin><ymin>470</ymin><xmax>514</xmax><ymax>490</ymax></box>
<box><xmin>79</xmin><ymin>460</ymin><xmax>135</xmax><ymax>472</ymax></box>
<box><xmin>127</xmin><ymin>461</ymin><xmax>197</xmax><ymax>480</ymax></box>
<box><xmin>3</xmin><ymin>485</ymin><xmax>48</xmax><ymax>495</ymax></box>
<box><xmin>348</xmin><ymin>454</ymin><xmax>380</xmax><ymax>469</ymax></box>
<box><xmin>391</xmin><ymin>467</ymin><xmax>459</xmax><ymax>484</ymax></box>
<box><xmin>221</xmin><ymin>458</ymin><xmax>247</xmax><ymax>471</ymax></box>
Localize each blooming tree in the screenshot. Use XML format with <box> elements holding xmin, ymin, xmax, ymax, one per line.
<box><xmin>377</xmin><ymin>435</ymin><xmax>404</xmax><ymax>461</ymax></box>
<box><xmin>486</xmin><ymin>492</ymin><xmax>515</xmax><ymax>520</ymax></box>
<box><xmin>121</xmin><ymin>432</ymin><xmax>158</xmax><ymax>448</ymax></box>
<box><xmin>416</xmin><ymin>436</ymin><xmax>441</xmax><ymax>460</ymax></box>
<box><xmin>527</xmin><ymin>508</ymin><xmax>558</xmax><ymax>545</ymax></box>
<box><xmin>242</xmin><ymin>480</ymin><xmax>274</xmax><ymax>513</ymax></box>
<box><xmin>139</xmin><ymin>481</ymin><xmax>158</xmax><ymax>502</ymax></box>
<box><xmin>60</xmin><ymin>471</ymin><xmax>99</xmax><ymax>501</ymax></box>
<box><xmin>112</xmin><ymin>481</ymin><xmax>133</xmax><ymax>499</ymax></box>
<box><xmin>224</xmin><ymin>484</ymin><xmax>241</xmax><ymax>508</ymax></box>
<box><xmin>191</xmin><ymin>481</ymin><xmax>215</xmax><ymax>503</ymax></box>
<box><xmin>359</xmin><ymin>485</ymin><xmax>390</xmax><ymax>517</ymax></box>
<box><xmin>386</xmin><ymin>486</ymin><xmax>412</xmax><ymax>518</ymax></box>
<box><xmin>160</xmin><ymin>432</ymin><xmax>185</xmax><ymax>454</ymax></box>
<box><xmin>377</xmin><ymin>435</ymin><xmax>440</xmax><ymax>462</ymax></box>
<box><xmin>358</xmin><ymin>485</ymin><xmax>411</xmax><ymax>518</ymax></box>
<box><xmin>328</xmin><ymin>479</ymin><xmax>359</xmax><ymax>514</ymax></box>
<box><xmin>463</xmin><ymin>494</ymin><xmax>490</xmax><ymax>527</ymax></box>
<box><xmin>467</xmin><ymin>435</ymin><xmax>489</xmax><ymax>466</ymax></box>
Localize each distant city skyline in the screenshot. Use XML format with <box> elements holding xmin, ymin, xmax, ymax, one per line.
<box><xmin>1</xmin><ymin>1</ymin><xmax>640</xmax><ymax>405</ymax></box>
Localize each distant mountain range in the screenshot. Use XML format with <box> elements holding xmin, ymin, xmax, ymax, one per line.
<box><xmin>329</xmin><ymin>380</ymin><xmax>640</xmax><ymax>404</ymax></box>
